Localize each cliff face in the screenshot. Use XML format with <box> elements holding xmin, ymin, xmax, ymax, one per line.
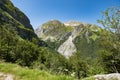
<box><xmin>35</xmin><ymin>20</ymin><xmax>102</xmax><ymax>58</ymax></box>
<box><xmin>0</xmin><ymin>0</ymin><xmax>37</xmax><ymax>40</ymax></box>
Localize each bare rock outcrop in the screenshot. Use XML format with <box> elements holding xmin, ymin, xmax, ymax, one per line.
<box><xmin>58</xmin><ymin>36</ymin><xmax>76</xmax><ymax>58</ymax></box>
<box><xmin>0</xmin><ymin>72</ymin><xmax>14</xmax><ymax>80</ymax></box>
<box><xmin>94</xmin><ymin>73</ymin><xmax>120</xmax><ymax>80</ymax></box>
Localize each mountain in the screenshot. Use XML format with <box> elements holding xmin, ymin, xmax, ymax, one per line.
<box><xmin>1</xmin><ymin>1</ymin><xmax>119</xmax><ymax>79</ymax></box>
<box><xmin>0</xmin><ymin>0</ymin><xmax>48</xmax><ymax>66</ymax></box>
<box><xmin>35</xmin><ymin>20</ymin><xmax>72</xmax><ymax>42</ymax></box>
<box><xmin>35</xmin><ymin>20</ymin><xmax>103</xmax><ymax>58</ymax></box>
<box><xmin>0</xmin><ymin>0</ymin><xmax>37</xmax><ymax>40</ymax></box>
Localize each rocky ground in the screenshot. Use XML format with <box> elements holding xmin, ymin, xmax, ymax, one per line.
<box><xmin>94</xmin><ymin>73</ymin><xmax>120</xmax><ymax>80</ymax></box>
<box><xmin>0</xmin><ymin>72</ymin><xmax>13</xmax><ymax>80</ymax></box>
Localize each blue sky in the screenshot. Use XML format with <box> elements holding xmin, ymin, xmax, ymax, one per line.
<box><xmin>11</xmin><ymin>0</ymin><xmax>120</xmax><ymax>29</ymax></box>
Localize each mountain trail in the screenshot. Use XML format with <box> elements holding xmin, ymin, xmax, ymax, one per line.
<box><xmin>0</xmin><ymin>72</ymin><xmax>14</xmax><ymax>80</ymax></box>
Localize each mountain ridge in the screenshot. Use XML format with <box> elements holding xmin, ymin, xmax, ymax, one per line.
<box><xmin>0</xmin><ymin>0</ymin><xmax>37</xmax><ymax>40</ymax></box>
<box><xmin>35</xmin><ymin>20</ymin><xmax>102</xmax><ymax>57</ymax></box>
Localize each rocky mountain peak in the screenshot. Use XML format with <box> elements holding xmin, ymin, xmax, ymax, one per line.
<box><xmin>35</xmin><ymin>20</ymin><xmax>101</xmax><ymax>58</ymax></box>
<box><xmin>64</xmin><ymin>21</ymin><xmax>83</xmax><ymax>26</ymax></box>
<box><xmin>47</xmin><ymin>20</ymin><xmax>62</xmax><ymax>24</ymax></box>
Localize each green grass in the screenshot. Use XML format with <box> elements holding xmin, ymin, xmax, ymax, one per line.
<box><xmin>0</xmin><ymin>62</ymin><xmax>74</xmax><ymax>80</ymax></box>
<box><xmin>81</xmin><ymin>77</ymin><xmax>95</xmax><ymax>80</ymax></box>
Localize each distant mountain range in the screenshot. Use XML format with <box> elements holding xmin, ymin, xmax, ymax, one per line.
<box><xmin>35</xmin><ymin>20</ymin><xmax>105</xmax><ymax>58</ymax></box>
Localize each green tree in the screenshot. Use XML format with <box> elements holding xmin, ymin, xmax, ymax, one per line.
<box><xmin>98</xmin><ymin>7</ymin><xmax>120</xmax><ymax>73</ymax></box>
<box><xmin>98</xmin><ymin>7</ymin><xmax>120</xmax><ymax>35</ymax></box>
<box><xmin>0</xmin><ymin>25</ymin><xmax>18</xmax><ymax>62</ymax></box>
<box><xmin>14</xmin><ymin>40</ymin><xmax>40</xmax><ymax>66</ymax></box>
<box><xmin>69</xmin><ymin>52</ymin><xmax>88</xmax><ymax>79</ymax></box>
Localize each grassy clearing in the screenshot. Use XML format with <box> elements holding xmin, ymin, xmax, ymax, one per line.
<box><xmin>0</xmin><ymin>62</ymin><xmax>74</xmax><ymax>80</ymax></box>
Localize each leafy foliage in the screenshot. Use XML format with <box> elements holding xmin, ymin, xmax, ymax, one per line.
<box><xmin>97</xmin><ymin>6</ymin><xmax>120</xmax><ymax>73</ymax></box>
<box><xmin>98</xmin><ymin>7</ymin><xmax>120</xmax><ymax>35</ymax></box>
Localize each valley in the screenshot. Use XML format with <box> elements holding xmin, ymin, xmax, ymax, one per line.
<box><xmin>0</xmin><ymin>0</ymin><xmax>120</xmax><ymax>80</ymax></box>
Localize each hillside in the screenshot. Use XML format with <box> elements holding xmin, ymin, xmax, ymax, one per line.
<box><xmin>0</xmin><ymin>0</ymin><xmax>38</xmax><ymax>40</ymax></box>
<box><xmin>1</xmin><ymin>62</ymin><xmax>120</xmax><ymax>80</ymax></box>
<box><xmin>35</xmin><ymin>20</ymin><xmax>103</xmax><ymax>58</ymax></box>
<box><xmin>0</xmin><ymin>62</ymin><xmax>74</xmax><ymax>80</ymax></box>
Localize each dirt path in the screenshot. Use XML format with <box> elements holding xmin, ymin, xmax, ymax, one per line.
<box><xmin>0</xmin><ymin>72</ymin><xmax>13</xmax><ymax>80</ymax></box>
